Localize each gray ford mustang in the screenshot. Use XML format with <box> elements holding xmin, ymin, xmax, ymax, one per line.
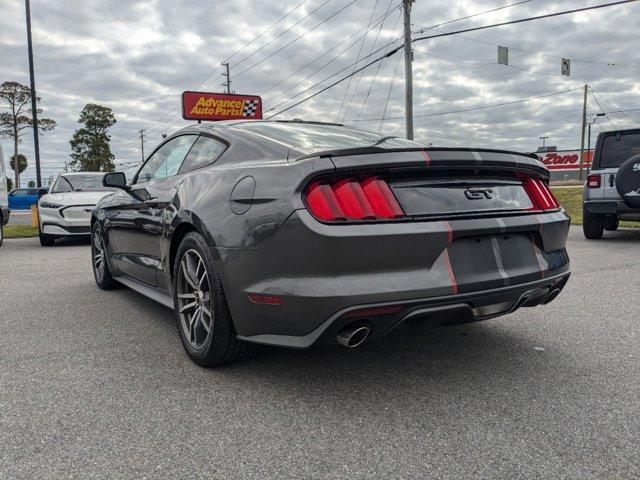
<box><xmin>92</xmin><ymin>120</ymin><xmax>570</xmax><ymax>366</ymax></box>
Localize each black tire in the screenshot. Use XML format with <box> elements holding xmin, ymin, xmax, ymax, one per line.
<box><xmin>0</xmin><ymin>224</ymin><xmax>3</xmax><ymax>247</ymax></box>
<box><xmin>38</xmin><ymin>224</ymin><xmax>55</xmax><ymax>246</ymax></box>
<box><xmin>605</xmin><ymin>217</ymin><xmax>619</xmax><ymax>231</ymax></box>
<box><xmin>173</xmin><ymin>231</ymin><xmax>254</xmax><ymax>367</ymax></box>
<box><xmin>583</xmin><ymin>208</ymin><xmax>604</xmax><ymax>239</ymax></box>
<box><xmin>91</xmin><ymin>222</ymin><xmax>118</xmax><ymax>290</ymax></box>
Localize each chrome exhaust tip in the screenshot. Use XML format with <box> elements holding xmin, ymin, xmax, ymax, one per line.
<box><xmin>336</xmin><ymin>324</ymin><xmax>371</xmax><ymax>348</ymax></box>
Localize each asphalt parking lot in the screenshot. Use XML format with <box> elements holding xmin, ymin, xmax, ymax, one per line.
<box><xmin>0</xmin><ymin>226</ymin><xmax>638</xmax><ymax>479</ymax></box>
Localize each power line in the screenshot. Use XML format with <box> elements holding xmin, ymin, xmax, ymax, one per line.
<box><xmin>336</xmin><ymin>0</ymin><xmax>382</xmax><ymax>121</ymax></box>
<box><xmin>590</xmin><ymin>89</ymin><xmax>640</xmax><ymax>125</ymax></box>
<box><xmin>412</xmin><ymin>0</ymin><xmax>534</xmax><ymax>33</ymax></box>
<box><xmin>261</xmin><ymin>4</ymin><xmax>399</xmax><ymax>98</ymax></box>
<box><xmin>267</xmin><ymin>43</ymin><xmax>404</xmax><ymax>118</ymax></box>
<box><xmin>234</xmin><ymin>0</ymin><xmax>361</xmax><ymax>80</ymax></box>
<box><xmin>265</xmin><ymin>36</ymin><xmax>403</xmax><ymax>114</ymax></box>
<box><xmin>229</xmin><ymin>0</ymin><xmax>331</xmax><ymax>74</ymax></box>
<box><xmin>451</xmin><ymin>34</ymin><xmax>640</xmax><ymax>69</ymax></box>
<box><xmin>353</xmin><ymin>5</ymin><xmax>403</xmax><ymax>125</ymax></box>
<box><xmin>589</xmin><ymin>89</ymin><xmax>617</xmax><ymax>129</ymax></box>
<box><xmin>412</xmin><ymin>0</ymin><xmax>639</xmax><ymax>43</ymax></box>
<box><xmin>197</xmin><ymin>0</ymin><xmax>315</xmax><ymax>89</ymax></box>
<box><xmin>267</xmin><ymin>1</ymin><xmax>633</xmax><ymax>120</ymax></box>
<box><xmin>378</xmin><ymin>39</ymin><xmax>403</xmax><ymax>133</ymax></box>
<box><xmin>116</xmin><ymin>0</ymin><xmax>316</xmax><ymax>147</ymax></box>
<box><xmin>353</xmin><ymin>87</ymin><xmax>583</xmax><ymax>122</ymax></box>
<box><xmin>342</xmin><ymin>0</ymin><xmax>394</xmax><ymax>123</ymax></box>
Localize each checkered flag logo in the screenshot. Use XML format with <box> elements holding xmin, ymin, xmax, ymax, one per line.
<box><xmin>242</xmin><ymin>99</ymin><xmax>259</xmax><ymax>117</ymax></box>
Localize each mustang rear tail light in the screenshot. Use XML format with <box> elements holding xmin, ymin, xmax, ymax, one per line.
<box><xmin>523</xmin><ymin>178</ymin><xmax>560</xmax><ymax>211</ymax></box>
<box><xmin>587</xmin><ymin>174</ymin><xmax>601</xmax><ymax>189</ymax></box>
<box><xmin>305</xmin><ymin>177</ymin><xmax>404</xmax><ymax>221</ymax></box>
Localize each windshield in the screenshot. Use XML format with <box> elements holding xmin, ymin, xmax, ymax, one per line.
<box><xmin>598</xmin><ymin>132</ymin><xmax>640</xmax><ymax>168</ymax></box>
<box><xmin>234</xmin><ymin>122</ymin><xmax>424</xmax><ymax>152</ymax></box>
<box><xmin>50</xmin><ymin>174</ymin><xmax>113</xmax><ymax>193</ymax></box>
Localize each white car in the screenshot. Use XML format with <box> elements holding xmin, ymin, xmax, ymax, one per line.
<box><xmin>38</xmin><ymin>172</ymin><xmax>115</xmax><ymax>246</ymax></box>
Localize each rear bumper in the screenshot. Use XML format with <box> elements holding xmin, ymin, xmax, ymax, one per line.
<box><xmin>237</xmin><ymin>272</ymin><xmax>570</xmax><ymax>348</ymax></box>
<box><xmin>221</xmin><ymin>209</ymin><xmax>571</xmax><ymax>346</ymax></box>
<box><xmin>0</xmin><ymin>207</ymin><xmax>9</xmax><ymax>226</ymax></box>
<box><xmin>583</xmin><ymin>200</ymin><xmax>640</xmax><ymax>216</ymax></box>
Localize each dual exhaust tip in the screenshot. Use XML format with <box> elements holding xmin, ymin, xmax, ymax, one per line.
<box><xmin>336</xmin><ymin>323</ymin><xmax>371</xmax><ymax>348</ymax></box>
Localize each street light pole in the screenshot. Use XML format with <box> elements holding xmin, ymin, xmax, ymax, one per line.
<box><xmin>25</xmin><ymin>0</ymin><xmax>42</xmax><ymax>188</ymax></box>
<box><xmin>403</xmin><ymin>0</ymin><xmax>414</xmax><ymax>140</ymax></box>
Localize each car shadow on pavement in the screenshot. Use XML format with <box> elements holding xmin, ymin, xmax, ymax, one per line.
<box><xmin>590</xmin><ymin>227</ymin><xmax>640</xmax><ymax>242</ymax></box>
<box><xmin>50</xmin><ymin>237</ymin><xmax>92</xmax><ymax>247</ymax></box>
<box><xmin>214</xmin><ymin>318</ymin><xmax>572</xmax><ymax>401</ymax></box>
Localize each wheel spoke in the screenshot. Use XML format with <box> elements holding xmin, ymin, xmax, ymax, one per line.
<box><xmin>188</xmin><ymin>310</ymin><xmax>199</xmax><ymax>343</ymax></box>
<box><xmin>181</xmin><ymin>257</ymin><xmax>199</xmax><ymax>289</ymax></box>
<box><xmin>200</xmin><ymin>305</ymin><xmax>211</xmax><ymax>319</ymax></box>
<box><xmin>200</xmin><ymin>314</ymin><xmax>211</xmax><ymax>334</ymax></box>
<box><xmin>177</xmin><ymin>292</ymin><xmax>196</xmax><ymax>299</ymax></box>
<box><xmin>180</xmin><ymin>301</ymin><xmax>197</xmax><ymax>313</ymax></box>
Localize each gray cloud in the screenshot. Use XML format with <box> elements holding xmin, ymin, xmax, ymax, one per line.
<box><xmin>1</xmin><ymin>0</ymin><xmax>639</xmax><ymax>184</ymax></box>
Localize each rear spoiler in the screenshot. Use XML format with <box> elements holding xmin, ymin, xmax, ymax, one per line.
<box><xmin>296</xmin><ymin>147</ymin><xmax>548</xmax><ymax>178</ymax></box>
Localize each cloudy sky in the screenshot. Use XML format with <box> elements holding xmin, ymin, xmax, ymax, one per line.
<box><xmin>2</xmin><ymin>0</ymin><xmax>640</xmax><ymax>185</ymax></box>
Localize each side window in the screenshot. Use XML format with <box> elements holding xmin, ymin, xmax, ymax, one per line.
<box><xmin>28</xmin><ymin>189</ymin><xmax>38</xmax><ymax>195</ymax></box>
<box><xmin>135</xmin><ymin>135</ymin><xmax>197</xmax><ymax>184</ymax></box>
<box><xmin>14</xmin><ymin>189</ymin><xmax>27</xmax><ymax>196</ymax></box>
<box><xmin>179</xmin><ymin>136</ymin><xmax>227</xmax><ymax>174</ymax></box>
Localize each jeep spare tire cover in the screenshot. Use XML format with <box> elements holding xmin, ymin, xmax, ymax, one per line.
<box><xmin>615</xmin><ymin>154</ymin><xmax>640</xmax><ymax>208</ymax></box>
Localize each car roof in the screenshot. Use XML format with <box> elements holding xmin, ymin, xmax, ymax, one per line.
<box><xmin>58</xmin><ymin>171</ymin><xmax>104</xmax><ymax>176</ymax></box>
<box><xmin>170</xmin><ymin>120</ymin><xmax>417</xmax><ymax>157</ymax></box>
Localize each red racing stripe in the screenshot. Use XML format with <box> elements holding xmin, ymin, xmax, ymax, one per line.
<box><xmin>530</xmin><ymin>233</ymin><xmax>545</xmax><ymax>279</ymax></box>
<box><xmin>443</xmin><ymin>221</ymin><xmax>453</xmax><ymax>244</ymax></box>
<box><xmin>421</xmin><ymin>150</ymin><xmax>431</xmax><ymax>166</ymax></box>
<box><xmin>443</xmin><ymin>249</ymin><xmax>459</xmax><ymax>295</ymax></box>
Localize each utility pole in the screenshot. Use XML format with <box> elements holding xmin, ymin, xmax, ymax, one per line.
<box><xmin>578</xmin><ymin>84</ymin><xmax>588</xmax><ymax>181</ymax></box>
<box><xmin>403</xmin><ymin>0</ymin><xmax>414</xmax><ymax>140</ymax></box>
<box><xmin>139</xmin><ymin>129</ymin><xmax>145</xmax><ymax>162</ymax></box>
<box><xmin>222</xmin><ymin>62</ymin><xmax>231</xmax><ymax>94</ymax></box>
<box><xmin>25</xmin><ymin>0</ymin><xmax>42</xmax><ymax>187</ymax></box>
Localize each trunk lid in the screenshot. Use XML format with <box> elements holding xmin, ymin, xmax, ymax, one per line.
<box><xmin>319</xmin><ymin>148</ymin><xmax>549</xmax><ymax>219</ymax></box>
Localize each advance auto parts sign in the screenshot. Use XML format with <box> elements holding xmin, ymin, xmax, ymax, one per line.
<box><xmin>181</xmin><ymin>91</ymin><xmax>262</xmax><ymax>121</ymax></box>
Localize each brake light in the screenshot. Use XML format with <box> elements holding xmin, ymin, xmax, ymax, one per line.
<box><xmin>587</xmin><ymin>174</ymin><xmax>601</xmax><ymax>188</ymax></box>
<box><xmin>523</xmin><ymin>178</ymin><xmax>559</xmax><ymax>211</ymax></box>
<box><xmin>305</xmin><ymin>176</ymin><xmax>404</xmax><ymax>221</ymax></box>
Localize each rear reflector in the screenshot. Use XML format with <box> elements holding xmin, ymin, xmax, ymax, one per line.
<box><xmin>523</xmin><ymin>178</ymin><xmax>559</xmax><ymax>211</ymax></box>
<box><xmin>248</xmin><ymin>293</ymin><xmax>283</xmax><ymax>305</ymax></box>
<box><xmin>587</xmin><ymin>174</ymin><xmax>601</xmax><ymax>189</ymax></box>
<box><xmin>305</xmin><ymin>176</ymin><xmax>404</xmax><ymax>222</ymax></box>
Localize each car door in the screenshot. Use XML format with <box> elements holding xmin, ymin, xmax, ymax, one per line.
<box><xmin>106</xmin><ymin>135</ymin><xmax>198</xmax><ymax>286</ymax></box>
<box><xmin>9</xmin><ymin>189</ymin><xmax>27</xmax><ymax>209</ymax></box>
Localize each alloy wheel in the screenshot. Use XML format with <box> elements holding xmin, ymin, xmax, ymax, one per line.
<box><xmin>92</xmin><ymin>228</ymin><xmax>106</xmax><ymax>280</ymax></box>
<box><xmin>177</xmin><ymin>249</ymin><xmax>213</xmax><ymax>349</ymax></box>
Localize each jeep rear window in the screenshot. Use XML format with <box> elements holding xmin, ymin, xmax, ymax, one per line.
<box><xmin>598</xmin><ymin>132</ymin><xmax>640</xmax><ymax>168</ymax></box>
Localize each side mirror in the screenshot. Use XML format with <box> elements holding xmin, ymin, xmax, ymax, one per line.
<box><xmin>103</xmin><ymin>172</ymin><xmax>128</xmax><ymax>189</ymax></box>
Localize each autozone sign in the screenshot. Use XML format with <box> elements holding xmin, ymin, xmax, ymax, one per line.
<box><xmin>181</xmin><ymin>91</ymin><xmax>262</xmax><ymax>121</ymax></box>
<box><xmin>535</xmin><ymin>150</ymin><xmax>593</xmax><ymax>170</ymax></box>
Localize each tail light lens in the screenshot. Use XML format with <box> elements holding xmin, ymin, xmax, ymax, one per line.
<box><xmin>587</xmin><ymin>174</ymin><xmax>601</xmax><ymax>188</ymax></box>
<box><xmin>523</xmin><ymin>178</ymin><xmax>560</xmax><ymax>211</ymax></box>
<box><xmin>305</xmin><ymin>176</ymin><xmax>404</xmax><ymax>222</ymax></box>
